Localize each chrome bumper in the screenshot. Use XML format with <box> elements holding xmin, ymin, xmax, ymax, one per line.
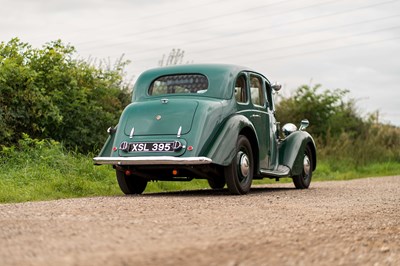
<box><xmin>93</xmin><ymin>156</ymin><xmax>213</xmax><ymax>165</ymax></box>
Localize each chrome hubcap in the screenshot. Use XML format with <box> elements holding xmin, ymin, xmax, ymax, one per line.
<box><xmin>303</xmin><ymin>155</ymin><xmax>311</xmax><ymax>177</ymax></box>
<box><xmin>239</xmin><ymin>153</ymin><xmax>250</xmax><ymax>177</ymax></box>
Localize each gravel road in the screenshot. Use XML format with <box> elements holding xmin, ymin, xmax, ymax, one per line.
<box><xmin>0</xmin><ymin>176</ymin><xmax>399</xmax><ymax>266</ymax></box>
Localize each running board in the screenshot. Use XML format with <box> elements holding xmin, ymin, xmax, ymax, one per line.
<box><xmin>259</xmin><ymin>165</ymin><xmax>290</xmax><ymax>178</ymax></box>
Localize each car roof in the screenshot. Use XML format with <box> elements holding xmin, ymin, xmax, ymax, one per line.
<box><xmin>132</xmin><ymin>64</ymin><xmax>269</xmax><ymax>101</ymax></box>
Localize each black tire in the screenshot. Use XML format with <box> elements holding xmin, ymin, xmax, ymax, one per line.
<box><xmin>224</xmin><ymin>135</ymin><xmax>254</xmax><ymax>195</ymax></box>
<box><xmin>207</xmin><ymin>177</ymin><xmax>226</xmax><ymax>189</ymax></box>
<box><xmin>292</xmin><ymin>145</ymin><xmax>313</xmax><ymax>189</ymax></box>
<box><xmin>116</xmin><ymin>170</ymin><xmax>148</xmax><ymax>194</ymax></box>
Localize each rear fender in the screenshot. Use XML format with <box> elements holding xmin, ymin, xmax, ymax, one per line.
<box><xmin>97</xmin><ymin>126</ymin><xmax>117</xmax><ymax>158</ymax></box>
<box><xmin>205</xmin><ymin>115</ymin><xmax>258</xmax><ymax>166</ymax></box>
<box><xmin>279</xmin><ymin>131</ymin><xmax>317</xmax><ymax>176</ymax></box>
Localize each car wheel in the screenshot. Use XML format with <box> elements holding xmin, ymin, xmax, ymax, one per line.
<box><xmin>292</xmin><ymin>145</ymin><xmax>313</xmax><ymax>189</ymax></box>
<box><xmin>224</xmin><ymin>135</ymin><xmax>254</xmax><ymax>195</ymax></box>
<box><xmin>207</xmin><ymin>177</ymin><xmax>226</xmax><ymax>189</ymax></box>
<box><xmin>116</xmin><ymin>170</ymin><xmax>148</xmax><ymax>194</ymax></box>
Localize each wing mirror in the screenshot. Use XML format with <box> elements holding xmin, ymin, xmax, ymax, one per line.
<box><xmin>271</xmin><ymin>82</ymin><xmax>282</xmax><ymax>92</ymax></box>
<box><xmin>299</xmin><ymin>119</ymin><xmax>309</xmax><ymax>131</ymax></box>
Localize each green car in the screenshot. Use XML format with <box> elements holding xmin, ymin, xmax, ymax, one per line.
<box><xmin>94</xmin><ymin>64</ymin><xmax>316</xmax><ymax>195</ymax></box>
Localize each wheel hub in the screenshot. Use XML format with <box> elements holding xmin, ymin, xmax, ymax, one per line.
<box><xmin>239</xmin><ymin>153</ymin><xmax>250</xmax><ymax>177</ymax></box>
<box><xmin>303</xmin><ymin>155</ymin><xmax>311</xmax><ymax>177</ymax></box>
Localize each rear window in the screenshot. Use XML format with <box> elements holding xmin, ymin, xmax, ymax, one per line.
<box><xmin>149</xmin><ymin>74</ymin><xmax>209</xmax><ymax>96</ymax></box>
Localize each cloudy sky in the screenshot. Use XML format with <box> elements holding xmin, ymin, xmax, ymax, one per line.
<box><xmin>1</xmin><ymin>0</ymin><xmax>400</xmax><ymax>126</ymax></box>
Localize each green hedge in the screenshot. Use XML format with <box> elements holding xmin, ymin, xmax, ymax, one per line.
<box><xmin>0</xmin><ymin>38</ymin><xmax>131</xmax><ymax>153</ymax></box>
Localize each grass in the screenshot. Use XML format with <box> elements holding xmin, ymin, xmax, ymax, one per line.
<box><xmin>0</xmin><ymin>135</ymin><xmax>120</xmax><ymax>203</ymax></box>
<box><xmin>313</xmin><ymin>160</ymin><xmax>400</xmax><ymax>181</ymax></box>
<box><xmin>1</xmin><ymin>135</ymin><xmax>399</xmax><ymax>203</ymax></box>
<box><xmin>0</xmin><ymin>158</ymin><xmax>121</xmax><ymax>203</ymax></box>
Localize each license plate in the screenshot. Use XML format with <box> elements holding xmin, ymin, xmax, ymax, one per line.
<box><xmin>124</xmin><ymin>142</ymin><xmax>175</xmax><ymax>152</ymax></box>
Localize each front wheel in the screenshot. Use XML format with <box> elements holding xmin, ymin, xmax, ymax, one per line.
<box><xmin>116</xmin><ymin>170</ymin><xmax>148</xmax><ymax>194</ymax></box>
<box><xmin>292</xmin><ymin>145</ymin><xmax>313</xmax><ymax>189</ymax></box>
<box><xmin>224</xmin><ymin>135</ymin><xmax>254</xmax><ymax>195</ymax></box>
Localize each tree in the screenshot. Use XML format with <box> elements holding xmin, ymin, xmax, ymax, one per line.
<box><xmin>158</xmin><ymin>48</ymin><xmax>192</xmax><ymax>67</ymax></box>
<box><xmin>0</xmin><ymin>38</ymin><xmax>131</xmax><ymax>152</ymax></box>
<box><xmin>275</xmin><ymin>84</ymin><xmax>364</xmax><ymax>142</ymax></box>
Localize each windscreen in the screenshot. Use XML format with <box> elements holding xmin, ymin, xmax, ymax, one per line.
<box><xmin>149</xmin><ymin>74</ymin><xmax>209</xmax><ymax>96</ymax></box>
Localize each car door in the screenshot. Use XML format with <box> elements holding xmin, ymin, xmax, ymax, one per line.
<box><xmin>265</xmin><ymin>80</ymin><xmax>279</xmax><ymax>170</ymax></box>
<box><xmin>247</xmin><ymin>73</ymin><xmax>271</xmax><ymax>170</ymax></box>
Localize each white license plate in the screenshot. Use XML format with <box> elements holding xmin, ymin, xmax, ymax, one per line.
<box><xmin>128</xmin><ymin>142</ymin><xmax>174</xmax><ymax>152</ymax></box>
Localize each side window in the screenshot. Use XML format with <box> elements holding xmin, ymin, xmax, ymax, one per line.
<box><xmin>234</xmin><ymin>74</ymin><xmax>247</xmax><ymax>103</ymax></box>
<box><xmin>250</xmin><ymin>75</ymin><xmax>265</xmax><ymax>106</ymax></box>
<box><xmin>265</xmin><ymin>81</ymin><xmax>274</xmax><ymax>111</ymax></box>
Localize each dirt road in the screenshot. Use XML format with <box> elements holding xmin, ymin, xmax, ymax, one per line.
<box><xmin>0</xmin><ymin>176</ymin><xmax>399</xmax><ymax>266</ymax></box>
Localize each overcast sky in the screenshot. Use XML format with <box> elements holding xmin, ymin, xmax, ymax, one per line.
<box><xmin>1</xmin><ymin>0</ymin><xmax>399</xmax><ymax>126</ymax></box>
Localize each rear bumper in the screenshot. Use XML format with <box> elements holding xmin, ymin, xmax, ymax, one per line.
<box><xmin>93</xmin><ymin>156</ymin><xmax>213</xmax><ymax>166</ymax></box>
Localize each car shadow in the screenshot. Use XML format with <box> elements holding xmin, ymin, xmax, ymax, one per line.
<box><xmin>121</xmin><ymin>186</ymin><xmax>296</xmax><ymax>198</ymax></box>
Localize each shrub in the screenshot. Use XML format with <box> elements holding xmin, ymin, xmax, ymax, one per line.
<box><xmin>0</xmin><ymin>38</ymin><xmax>131</xmax><ymax>153</ymax></box>
<box><xmin>276</xmin><ymin>84</ymin><xmax>400</xmax><ymax>166</ymax></box>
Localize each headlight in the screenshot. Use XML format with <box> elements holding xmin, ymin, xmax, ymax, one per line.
<box><xmin>282</xmin><ymin>123</ymin><xmax>297</xmax><ymax>137</ymax></box>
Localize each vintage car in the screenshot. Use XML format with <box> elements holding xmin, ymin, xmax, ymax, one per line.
<box><xmin>94</xmin><ymin>64</ymin><xmax>317</xmax><ymax>195</ymax></box>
